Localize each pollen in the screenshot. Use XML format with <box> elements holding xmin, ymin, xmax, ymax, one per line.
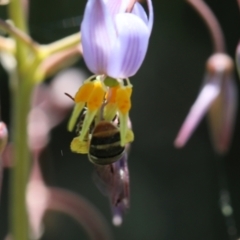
<box><xmin>106</xmin><ymin>86</ymin><xmax>120</xmax><ymax>103</ymax></box>
<box><xmin>125</xmin><ymin>129</ymin><xmax>134</xmax><ymax>143</ymax></box>
<box><xmin>87</xmin><ymin>81</ymin><xmax>105</xmax><ymax>111</ymax></box>
<box><xmin>70</xmin><ymin>137</ymin><xmax>89</xmax><ymax>154</ymax></box>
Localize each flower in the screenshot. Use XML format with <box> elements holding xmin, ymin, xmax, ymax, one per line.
<box><xmin>0</xmin><ymin>122</ymin><xmax>8</xmax><ymax>200</ymax></box>
<box><xmin>0</xmin><ymin>122</ymin><xmax>8</xmax><ymax>155</ymax></box>
<box><xmin>68</xmin><ymin>0</ymin><xmax>153</xmax><ymax>152</ymax></box>
<box><xmin>174</xmin><ymin>53</ymin><xmax>237</xmax><ymax>154</ymax></box>
<box><xmin>26</xmin><ymin>156</ymin><xmax>113</xmax><ymax>239</ymax></box>
<box><xmin>81</xmin><ymin>0</ymin><xmax>153</xmax><ymax>78</ymax></box>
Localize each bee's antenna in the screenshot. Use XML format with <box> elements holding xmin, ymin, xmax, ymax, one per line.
<box><xmin>64</xmin><ymin>92</ymin><xmax>74</xmax><ymax>101</ymax></box>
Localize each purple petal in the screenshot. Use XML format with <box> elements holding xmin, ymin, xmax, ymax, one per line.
<box><xmin>27</xmin><ymin>156</ymin><xmax>49</xmax><ymax>239</ymax></box>
<box><xmin>106</xmin><ymin>0</ymin><xmax>129</xmax><ymax>15</ymax></box>
<box><xmin>0</xmin><ymin>122</ymin><xmax>8</xmax><ymax>154</ymax></box>
<box><xmin>236</xmin><ymin>41</ymin><xmax>240</xmax><ymax>78</ymax></box>
<box><xmin>174</xmin><ymin>80</ymin><xmax>221</xmax><ymax>148</ymax></box>
<box><xmin>0</xmin><ymin>158</ymin><xmax>2</xmax><ymax>201</ymax></box>
<box><xmin>81</xmin><ymin>0</ymin><xmax>116</xmax><ymax>74</ymax></box>
<box><xmin>208</xmin><ymin>77</ymin><xmax>238</xmax><ymax>154</ymax></box>
<box><xmin>27</xmin><ymin>179</ymin><xmax>49</xmax><ymax>239</ymax></box>
<box><xmin>0</xmin><ymin>122</ymin><xmax>8</xmax><ymax>200</ymax></box>
<box><xmin>107</xmin><ymin>13</ymin><xmax>149</xmax><ymax>78</ymax></box>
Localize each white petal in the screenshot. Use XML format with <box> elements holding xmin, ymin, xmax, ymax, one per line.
<box><xmin>107</xmin><ymin>13</ymin><xmax>149</xmax><ymax>78</ymax></box>
<box><xmin>131</xmin><ymin>0</ymin><xmax>153</xmax><ymax>33</ymax></box>
<box><xmin>146</xmin><ymin>0</ymin><xmax>154</xmax><ymax>33</ymax></box>
<box><xmin>81</xmin><ymin>0</ymin><xmax>116</xmax><ymax>74</ymax></box>
<box><xmin>131</xmin><ymin>2</ymin><xmax>148</xmax><ymax>25</ymax></box>
<box><xmin>174</xmin><ymin>80</ymin><xmax>221</xmax><ymax>148</ymax></box>
<box><xmin>107</xmin><ymin>0</ymin><xmax>153</xmax><ymax>33</ymax></box>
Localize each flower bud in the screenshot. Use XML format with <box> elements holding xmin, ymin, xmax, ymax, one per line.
<box><xmin>175</xmin><ymin>53</ymin><xmax>237</xmax><ymax>154</ymax></box>
<box><xmin>0</xmin><ymin>122</ymin><xmax>8</xmax><ymax>155</ymax></box>
<box><xmin>207</xmin><ymin>54</ymin><xmax>237</xmax><ymax>154</ymax></box>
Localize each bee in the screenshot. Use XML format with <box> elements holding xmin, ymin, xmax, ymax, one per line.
<box><xmin>88</xmin><ymin>120</ymin><xmax>125</xmax><ymax>165</ymax></box>
<box><xmin>65</xmin><ymin>92</ymin><xmax>125</xmax><ymax>165</ymax></box>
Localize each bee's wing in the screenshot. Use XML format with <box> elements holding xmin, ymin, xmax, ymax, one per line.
<box><xmin>92</xmin><ymin>152</ymin><xmax>130</xmax><ymax>225</ymax></box>
<box><xmin>110</xmin><ymin>153</ymin><xmax>130</xmax><ymax>225</ymax></box>
<box><xmin>93</xmin><ymin>164</ymin><xmax>114</xmax><ymax>196</ymax></box>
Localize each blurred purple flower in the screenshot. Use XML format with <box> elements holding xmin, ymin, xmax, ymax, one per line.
<box><xmin>0</xmin><ymin>121</ymin><xmax>8</xmax><ymax>199</ymax></box>
<box><xmin>26</xmin><ymin>155</ymin><xmax>49</xmax><ymax>239</ymax></box>
<box><xmin>28</xmin><ymin>68</ymin><xmax>85</xmax><ymax>153</ymax></box>
<box><xmin>26</xmin><ymin>155</ymin><xmax>113</xmax><ymax>240</ymax></box>
<box><xmin>0</xmin><ymin>122</ymin><xmax>8</xmax><ymax>155</ymax></box>
<box><xmin>174</xmin><ymin>53</ymin><xmax>237</xmax><ymax>154</ymax></box>
<box><xmin>94</xmin><ymin>151</ymin><xmax>130</xmax><ymax>226</ymax></box>
<box><xmin>81</xmin><ymin>0</ymin><xmax>153</xmax><ymax>78</ymax></box>
<box><xmin>24</xmin><ymin>68</ymin><xmax>114</xmax><ymax>239</ymax></box>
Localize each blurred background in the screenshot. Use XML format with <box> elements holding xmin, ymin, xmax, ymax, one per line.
<box><xmin>1</xmin><ymin>0</ymin><xmax>240</xmax><ymax>239</ymax></box>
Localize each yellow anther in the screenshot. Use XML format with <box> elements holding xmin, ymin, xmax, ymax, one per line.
<box><xmin>70</xmin><ymin>137</ymin><xmax>89</xmax><ymax>154</ymax></box>
<box><xmin>104</xmin><ymin>86</ymin><xmax>120</xmax><ymax>121</ymax></box>
<box><xmin>116</xmin><ymin>87</ymin><xmax>132</xmax><ymax>114</ymax></box>
<box><xmin>68</xmin><ymin>79</ymin><xmax>105</xmax><ymax>132</ymax></box>
<box><xmin>106</xmin><ymin>86</ymin><xmax>120</xmax><ymax>103</ymax></box>
<box><xmin>68</xmin><ymin>80</ymin><xmax>96</xmax><ymax>131</ymax></box>
<box><xmin>87</xmin><ymin>81</ymin><xmax>105</xmax><ymax>111</ymax></box>
<box><xmin>74</xmin><ymin>81</ymin><xmax>95</xmax><ymax>103</ymax></box>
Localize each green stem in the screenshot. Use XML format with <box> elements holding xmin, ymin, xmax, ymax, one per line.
<box><xmin>11</xmin><ymin>76</ymin><xmax>33</xmax><ymax>240</ymax></box>
<box><xmin>6</xmin><ymin>2</ymin><xmax>80</xmax><ymax>239</ymax></box>
<box><xmin>7</xmin><ymin>1</ymin><xmax>31</xmax><ymax>239</ymax></box>
<box><xmin>39</xmin><ymin>32</ymin><xmax>81</xmax><ymax>58</ymax></box>
<box><xmin>0</xmin><ymin>19</ymin><xmax>38</xmax><ymax>54</ymax></box>
<box><xmin>186</xmin><ymin>0</ymin><xmax>225</xmax><ymax>53</ymax></box>
<box><xmin>8</xmin><ymin>0</ymin><xmax>29</xmax><ymax>67</ymax></box>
